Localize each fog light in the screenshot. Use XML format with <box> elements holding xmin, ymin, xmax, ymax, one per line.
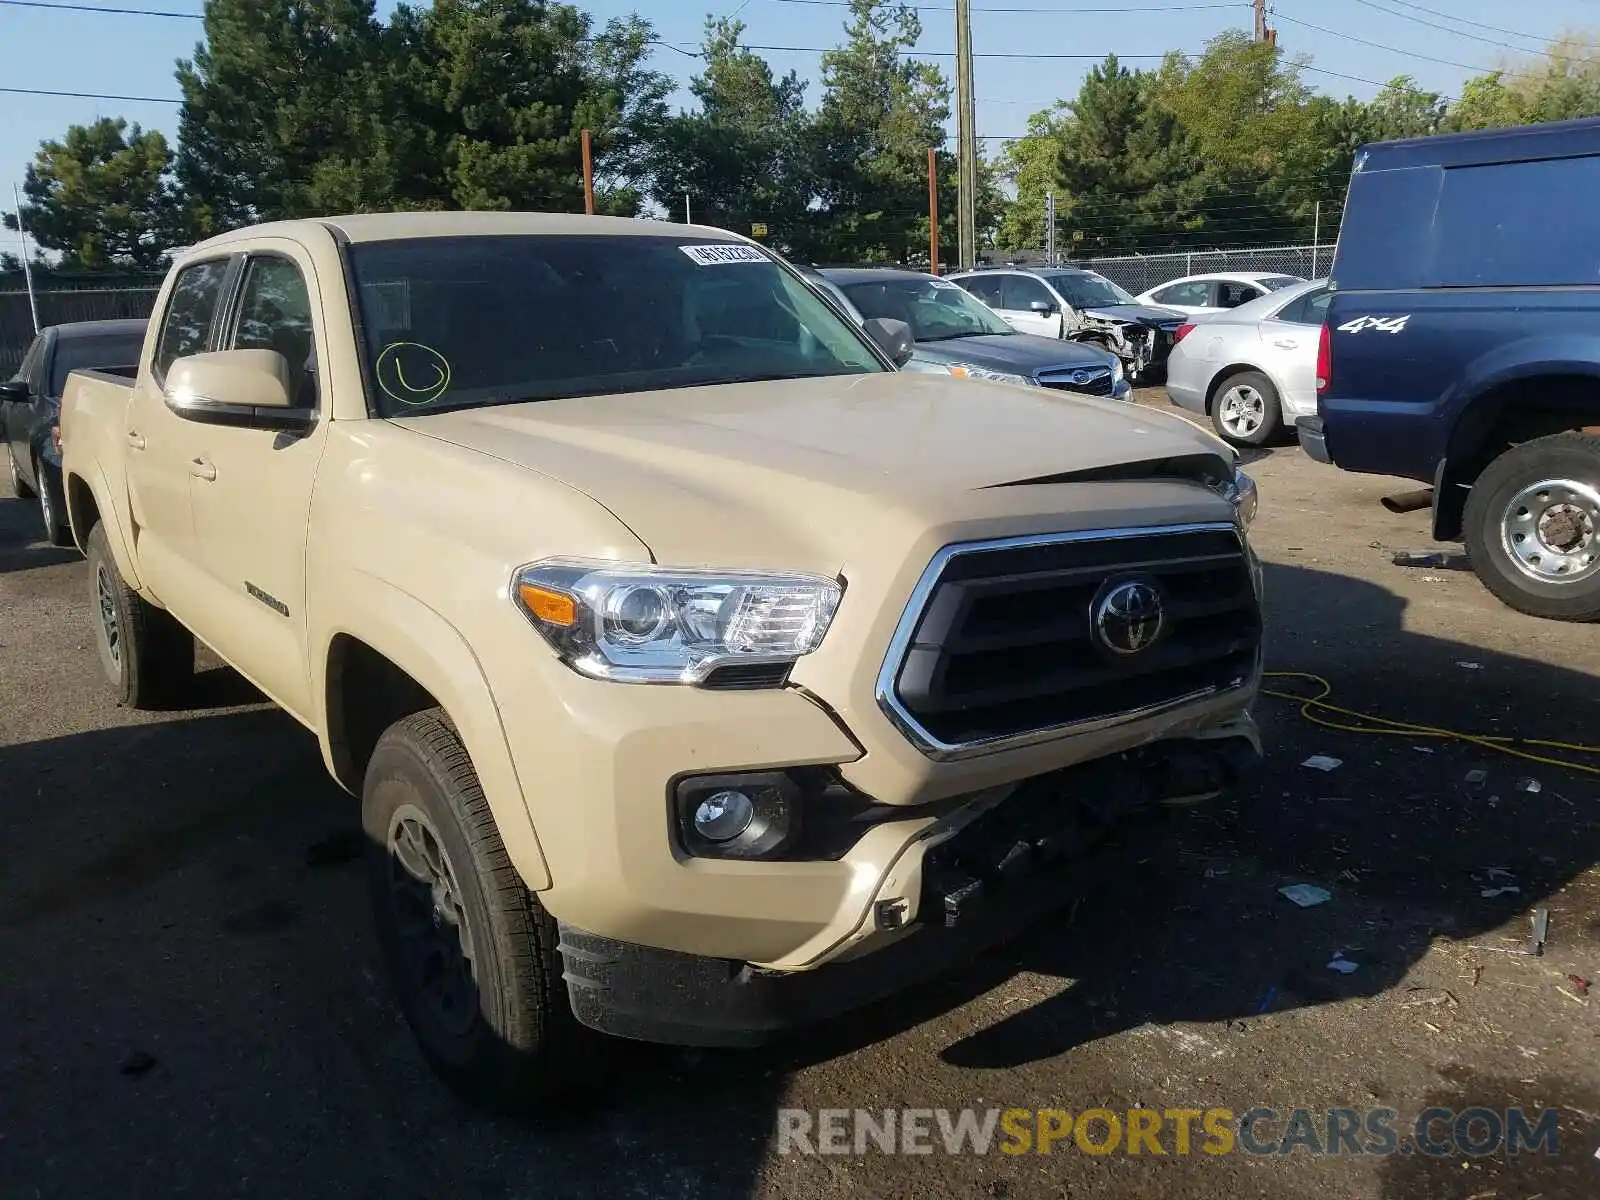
<box><xmin>692</xmin><ymin>790</ymin><xmax>755</xmax><ymax>842</ymax></box>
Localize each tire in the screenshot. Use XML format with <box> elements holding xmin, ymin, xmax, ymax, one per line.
<box><xmin>6</xmin><ymin>444</ymin><xmax>34</xmax><ymax>500</ymax></box>
<box><xmin>1462</xmin><ymin>432</ymin><xmax>1600</xmax><ymax>622</ymax></box>
<box><xmin>36</xmin><ymin>459</ymin><xmax>72</xmax><ymax>547</ymax></box>
<box><xmin>362</xmin><ymin>709</ymin><xmax>590</xmax><ymax>1112</ymax></box>
<box><xmin>1210</xmin><ymin>371</ymin><xmax>1282</xmax><ymax>446</ymax></box>
<box><xmin>85</xmin><ymin>522</ymin><xmax>195</xmax><ymax>707</ymax></box>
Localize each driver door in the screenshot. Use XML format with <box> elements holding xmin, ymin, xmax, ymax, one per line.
<box><xmin>996</xmin><ymin>274</ymin><xmax>1064</xmax><ymax>337</ymax></box>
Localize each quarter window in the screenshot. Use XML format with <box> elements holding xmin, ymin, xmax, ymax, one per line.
<box><xmin>154</xmin><ymin>259</ymin><xmax>230</xmax><ymax>378</ymax></box>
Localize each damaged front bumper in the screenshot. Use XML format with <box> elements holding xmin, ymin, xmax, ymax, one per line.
<box><xmin>557</xmin><ymin>725</ymin><xmax>1261</xmax><ymax>1047</ymax></box>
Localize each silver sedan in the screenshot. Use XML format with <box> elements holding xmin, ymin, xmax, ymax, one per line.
<box><xmin>1163</xmin><ymin>279</ymin><xmax>1330</xmax><ymax>447</ymax></box>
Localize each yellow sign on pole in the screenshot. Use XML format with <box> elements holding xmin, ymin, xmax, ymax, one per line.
<box><xmin>751</xmin><ymin>222</ymin><xmax>769</xmax><ymax>238</ymax></box>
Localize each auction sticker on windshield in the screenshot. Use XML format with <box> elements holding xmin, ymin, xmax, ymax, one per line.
<box><xmin>681</xmin><ymin>244</ymin><xmax>768</xmax><ymax>266</ymax></box>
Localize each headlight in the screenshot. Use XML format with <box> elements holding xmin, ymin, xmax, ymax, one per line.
<box><xmin>512</xmin><ymin>558</ymin><xmax>842</xmax><ymax>685</ymax></box>
<box><xmin>1219</xmin><ymin>466</ymin><xmax>1259</xmax><ymax>531</ymax></box>
<box><xmin>946</xmin><ymin>364</ymin><xmax>1034</xmax><ymax>387</ymax></box>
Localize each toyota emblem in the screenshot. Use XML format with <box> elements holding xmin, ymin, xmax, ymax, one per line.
<box><xmin>1093</xmin><ymin>579</ymin><xmax>1165</xmax><ymax>655</ymax></box>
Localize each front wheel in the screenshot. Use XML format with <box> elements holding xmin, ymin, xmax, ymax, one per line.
<box><xmin>85</xmin><ymin>522</ymin><xmax>194</xmax><ymax>707</ymax></box>
<box><xmin>1463</xmin><ymin>432</ymin><xmax>1600</xmax><ymax>621</ymax></box>
<box><xmin>1210</xmin><ymin>371</ymin><xmax>1282</xmax><ymax>447</ymax></box>
<box><xmin>363</xmin><ymin>710</ymin><xmax>591</xmax><ymax>1112</ymax></box>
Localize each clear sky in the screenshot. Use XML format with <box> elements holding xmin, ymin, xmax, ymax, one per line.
<box><xmin>4</xmin><ymin>0</ymin><xmax>1599</xmax><ymax>258</ymax></box>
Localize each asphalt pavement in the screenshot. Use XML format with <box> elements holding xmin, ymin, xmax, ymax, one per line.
<box><xmin>2</xmin><ymin>394</ymin><xmax>1598</xmax><ymax>1199</ymax></box>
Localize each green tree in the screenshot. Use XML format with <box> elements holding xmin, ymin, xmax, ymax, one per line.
<box><xmin>1445</xmin><ymin>71</ymin><xmax>1529</xmax><ymax>131</ymax></box>
<box><xmin>811</xmin><ymin>0</ymin><xmax>954</xmax><ymax>262</ymax></box>
<box><xmin>996</xmin><ymin>104</ymin><xmax>1069</xmax><ymax>253</ymax></box>
<box><xmin>1365</xmin><ymin>76</ymin><xmax>1447</xmax><ymax>140</ymax></box>
<box><xmin>649</xmin><ymin>18</ymin><xmax>815</xmax><ymax>246</ymax></box>
<box><xmin>3</xmin><ymin>118</ymin><xmax>183</xmax><ymax>270</ymax></box>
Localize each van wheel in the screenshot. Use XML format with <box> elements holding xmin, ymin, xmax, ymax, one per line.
<box><xmin>363</xmin><ymin>709</ymin><xmax>589</xmax><ymax>1112</ymax></box>
<box><xmin>85</xmin><ymin>523</ymin><xmax>195</xmax><ymax>707</ymax></box>
<box><xmin>37</xmin><ymin>459</ymin><xmax>72</xmax><ymax>547</ymax></box>
<box><xmin>6</xmin><ymin>445</ymin><xmax>34</xmax><ymax>499</ymax></box>
<box><xmin>1464</xmin><ymin>432</ymin><xmax>1600</xmax><ymax>621</ymax></box>
<box><xmin>1210</xmin><ymin>371</ymin><xmax>1281</xmax><ymax>446</ymax></box>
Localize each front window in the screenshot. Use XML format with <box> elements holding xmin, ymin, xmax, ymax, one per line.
<box><xmin>839</xmin><ymin>276</ymin><xmax>1013</xmax><ymax>342</ymax></box>
<box><xmin>1045</xmin><ymin>272</ymin><xmax>1136</xmax><ymax>308</ymax></box>
<box><xmin>346</xmin><ymin>235</ymin><xmax>887</xmax><ymax>417</ymax></box>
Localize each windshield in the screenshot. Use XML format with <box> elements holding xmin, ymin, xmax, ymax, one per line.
<box><xmin>346</xmin><ymin>235</ymin><xmax>888</xmax><ymax>416</ymax></box>
<box><xmin>1047</xmin><ymin>272</ymin><xmax>1136</xmax><ymax>308</ymax></box>
<box><xmin>839</xmin><ymin>275</ymin><xmax>1013</xmax><ymax>341</ymax></box>
<box><xmin>49</xmin><ymin>331</ymin><xmax>146</xmax><ymax>396</ymax></box>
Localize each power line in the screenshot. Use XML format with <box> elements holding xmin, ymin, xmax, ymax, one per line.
<box><xmin>0</xmin><ymin>0</ymin><xmax>199</xmax><ymax>16</ymax></box>
<box><xmin>767</xmin><ymin>0</ymin><xmax>1248</xmax><ymax>11</ymax></box>
<box><xmin>1356</xmin><ymin>0</ymin><xmax>1595</xmax><ymax>51</ymax></box>
<box><xmin>0</xmin><ymin>84</ymin><xmax>181</xmax><ymax>103</ymax></box>
<box><xmin>1271</xmin><ymin>12</ymin><xmax>1546</xmax><ymax>81</ymax></box>
<box><xmin>1342</xmin><ymin>0</ymin><xmax>1600</xmax><ymax>58</ymax></box>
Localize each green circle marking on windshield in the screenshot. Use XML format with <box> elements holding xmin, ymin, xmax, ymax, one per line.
<box><xmin>376</xmin><ymin>342</ymin><xmax>452</xmax><ymax>407</ymax></box>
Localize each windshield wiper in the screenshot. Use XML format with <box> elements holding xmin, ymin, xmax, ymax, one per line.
<box><xmin>919</xmin><ymin>330</ymin><xmax>996</xmax><ymax>342</ymax></box>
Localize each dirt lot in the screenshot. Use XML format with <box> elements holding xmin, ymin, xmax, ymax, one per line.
<box><xmin>2</xmin><ymin>390</ymin><xmax>1598</xmax><ymax>1200</ymax></box>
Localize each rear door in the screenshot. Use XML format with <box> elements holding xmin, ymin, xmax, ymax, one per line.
<box><xmin>124</xmin><ymin>257</ymin><xmax>233</xmax><ymax>601</ymax></box>
<box><xmin>1216</xmin><ymin>279</ymin><xmax>1267</xmax><ymax>311</ymax></box>
<box><xmin>1262</xmin><ymin>286</ymin><xmax>1331</xmax><ymax>419</ymax></box>
<box><xmin>996</xmin><ymin>273</ymin><xmax>1063</xmax><ymax>337</ymax></box>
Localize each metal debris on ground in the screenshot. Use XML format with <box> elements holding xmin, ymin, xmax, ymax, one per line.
<box><xmin>1569</xmin><ymin>975</ymin><xmax>1591</xmax><ymax>997</ymax></box>
<box><xmin>1279</xmin><ymin>883</ymin><xmax>1333</xmax><ymax>907</ymax></box>
<box><xmin>1327</xmin><ymin>952</ymin><xmax>1360</xmax><ymax>974</ymax></box>
<box><xmin>1464</xmin><ymin>769</ymin><xmax>1488</xmax><ymax>787</ymax></box>
<box><xmin>1302</xmin><ymin>754</ymin><xmax>1343</xmax><ymax>772</ymax></box>
<box><xmin>1456</xmin><ymin>661</ymin><xmax>1483</xmax><ymax>670</ymax></box>
<box><xmin>1528</xmin><ymin>908</ymin><xmax>1551</xmax><ymax>957</ymax></box>
<box><xmin>1516</xmin><ymin>777</ymin><xmax>1543</xmax><ymax>794</ymax></box>
<box><xmin>1400</xmin><ymin>987</ymin><xmax>1458</xmax><ymax>1008</ymax></box>
<box><xmin>1393</xmin><ymin>550</ymin><xmax>1447</xmax><ymax>567</ymax></box>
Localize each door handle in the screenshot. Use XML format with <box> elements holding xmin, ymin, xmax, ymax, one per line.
<box><xmin>189</xmin><ymin>456</ymin><xmax>216</xmax><ymax>482</ymax></box>
<box><xmin>1273</xmin><ymin>338</ymin><xmax>1300</xmax><ymax>349</ymax></box>
<box><xmin>126</xmin><ymin>429</ymin><xmax>146</xmax><ymax>450</ymax></box>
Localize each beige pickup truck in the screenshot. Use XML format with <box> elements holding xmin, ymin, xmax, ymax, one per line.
<box><xmin>60</xmin><ymin>212</ymin><xmax>1264</xmax><ymax>1110</ymax></box>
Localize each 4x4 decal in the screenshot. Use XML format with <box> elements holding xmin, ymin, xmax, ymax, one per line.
<box><xmin>1337</xmin><ymin>314</ymin><xmax>1411</xmax><ymax>334</ymax></box>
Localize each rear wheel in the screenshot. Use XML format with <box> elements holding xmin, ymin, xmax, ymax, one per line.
<box><xmin>6</xmin><ymin>445</ymin><xmax>34</xmax><ymax>499</ymax></box>
<box><xmin>1210</xmin><ymin>371</ymin><xmax>1282</xmax><ymax>447</ymax></box>
<box><xmin>1463</xmin><ymin>432</ymin><xmax>1600</xmax><ymax>621</ymax></box>
<box><xmin>85</xmin><ymin>523</ymin><xmax>194</xmax><ymax>707</ymax></box>
<box><xmin>363</xmin><ymin>710</ymin><xmax>590</xmax><ymax>1112</ymax></box>
<box><xmin>36</xmin><ymin>459</ymin><xmax>72</xmax><ymax>547</ymax></box>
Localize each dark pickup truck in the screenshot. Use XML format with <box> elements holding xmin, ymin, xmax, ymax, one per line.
<box><xmin>1303</xmin><ymin>117</ymin><xmax>1600</xmax><ymax>621</ymax></box>
<box><xmin>3</xmin><ymin>319</ymin><xmax>147</xmax><ymax>546</ymax></box>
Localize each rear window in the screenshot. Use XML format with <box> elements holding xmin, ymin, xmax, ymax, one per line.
<box><xmin>1432</xmin><ymin>156</ymin><xmax>1600</xmax><ymax>286</ymax></box>
<box><xmin>1258</xmin><ymin>276</ymin><xmax>1302</xmax><ymax>291</ymax></box>
<box><xmin>49</xmin><ymin>330</ymin><xmax>146</xmax><ymax>396</ymax></box>
<box><xmin>1335</xmin><ymin>153</ymin><xmax>1600</xmax><ymax>289</ymax></box>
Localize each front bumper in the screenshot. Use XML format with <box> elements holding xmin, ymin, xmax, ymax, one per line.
<box><xmin>558</xmin><ymin>729</ymin><xmax>1262</xmax><ymax>1046</ymax></box>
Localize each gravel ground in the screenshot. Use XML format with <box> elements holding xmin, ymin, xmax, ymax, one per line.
<box><xmin>2</xmin><ymin>390</ymin><xmax>1597</xmax><ymax>1200</ymax></box>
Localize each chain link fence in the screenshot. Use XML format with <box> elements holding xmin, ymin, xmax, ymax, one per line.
<box><xmin>1</xmin><ymin>273</ymin><xmax>165</xmax><ymax>377</ymax></box>
<box><xmin>1060</xmin><ymin>244</ymin><xmax>1333</xmax><ymax>296</ymax></box>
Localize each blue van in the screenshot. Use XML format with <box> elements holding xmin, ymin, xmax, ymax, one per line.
<box><xmin>1303</xmin><ymin>117</ymin><xmax>1600</xmax><ymax>621</ymax></box>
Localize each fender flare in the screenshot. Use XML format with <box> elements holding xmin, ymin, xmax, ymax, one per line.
<box><xmin>313</xmin><ymin>576</ymin><xmax>552</xmax><ymax>891</ymax></box>
<box><xmin>65</xmin><ymin>460</ymin><xmax>142</xmax><ymax>590</ymax></box>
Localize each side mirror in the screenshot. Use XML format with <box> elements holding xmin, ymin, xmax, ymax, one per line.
<box><xmin>1029</xmin><ymin>299</ymin><xmax>1058</xmax><ymax>315</ymax></box>
<box><xmin>862</xmin><ymin>316</ymin><xmax>915</xmax><ymax>367</ymax></box>
<box><xmin>164</xmin><ymin>349</ymin><xmax>313</xmax><ymax>432</ymax></box>
<box><xmin>0</xmin><ymin>379</ymin><xmax>28</xmax><ymax>403</ymax></box>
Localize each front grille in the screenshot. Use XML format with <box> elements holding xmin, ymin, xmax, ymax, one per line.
<box><xmin>882</xmin><ymin>526</ymin><xmax>1259</xmax><ymax>754</ymax></box>
<box><xmin>1036</xmin><ymin>367</ymin><xmax>1114</xmax><ymax>396</ymax></box>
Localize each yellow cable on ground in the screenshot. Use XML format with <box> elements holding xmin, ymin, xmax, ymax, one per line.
<box><xmin>1262</xmin><ymin>671</ymin><xmax>1600</xmax><ymax>779</ymax></box>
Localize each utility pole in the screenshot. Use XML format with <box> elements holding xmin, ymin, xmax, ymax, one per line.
<box><xmin>684</xmin><ymin>193</ymin><xmax>692</xmax><ymax>225</ymax></box>
<box><xmin>954</xmin><ymin>0</ymin><xmax>978</xmax><ymax>270</ymax></box>
<box><xmin>12</xmin><ymin>183</ymin><xmax>39</xmax><ymax>335</ymax></box>
<box><xmin>1312</xmin><ymin>199</ymin><xmax>1321</xmax><ymax>276</ymax></box>
<box><xmin>580</xmin><ymin>129</ymin><xmax>594</xmax><ymax>215</ymax></box>
<box><xmin>1253</xmin><ymin>0</ymin><xmax>1276</xmax><ymax>44</ymax></box>
<box><xmin>927</xmin><ymin>149</ymin><xmax>940</xmax><ymax>272</ymax></box>
<box><xmin>1045</xmin><ymin>192</ymin><xmax>1056</xmax><ymax>265</ymax></box>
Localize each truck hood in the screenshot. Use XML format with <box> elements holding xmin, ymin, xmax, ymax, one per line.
<box><xmin>392</xmin><ymin>372</ymin><xmax>1232</xmax><ymax>571</ymax></box>
<box><xmin>1080</xmin><ymin>304</ymin><xmax>1187</xmax><ymax>327</ymax></box>
<box><xmin>911</xmin><ymin>332</ymin><xmax>1116</xmax><ymax>374</ymax></box>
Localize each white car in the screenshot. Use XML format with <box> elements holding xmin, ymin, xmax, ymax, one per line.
<box><xmin>1163</xmin><ymin>278</ymin><xmax>1331</xmax><ymax>446</ymax></box>
<box><xmin>1133</xmin><ymin>272</ymin><xmax>1306</xmax><ymax>317</ymax></box>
